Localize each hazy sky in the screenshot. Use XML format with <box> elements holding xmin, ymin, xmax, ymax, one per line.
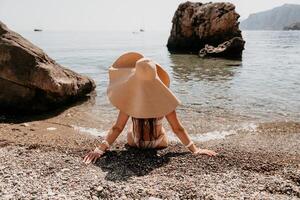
<box><xmin>1</xmin><ymin>0</ymin><xmax>300</xmax><ymax>31</ymax></box>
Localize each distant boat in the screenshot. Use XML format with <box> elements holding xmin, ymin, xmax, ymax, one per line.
<box><xmin>34</xmin><ymin>29</ymin><xmax>43</xmax><ymax>32</ymax></box>
<box><xmin>132</xmin><ymin>29</ymin><xmax>145</xmax><ymax>34</ymax></box>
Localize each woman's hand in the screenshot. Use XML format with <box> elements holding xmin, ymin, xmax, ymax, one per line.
<box><xmin>194</xmin><ymin>148</ymin><xmax>217</xmax><ymax>156</ymax></box>
<box><xmin>83</xmin><ymin>150</ymin><xmax>103</xmax><ymax>165</ymax></box>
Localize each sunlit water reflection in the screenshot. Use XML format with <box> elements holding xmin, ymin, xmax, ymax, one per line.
<box><xmin>20</xmin><ymin>30</ymin><xmax>300</xmax><ymax>137</ymax></box>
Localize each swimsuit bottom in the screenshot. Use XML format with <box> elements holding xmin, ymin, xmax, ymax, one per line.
<box><xmin>130</xmin><ymin>131</ymin><xmax>165</xmax><ymax>149</ymax></box>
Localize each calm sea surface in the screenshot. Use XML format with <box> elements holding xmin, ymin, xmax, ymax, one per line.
<box><xmin>20</xmin><ymin>30</ymin><xmax>300</xmax><ymax>136</ymax></box>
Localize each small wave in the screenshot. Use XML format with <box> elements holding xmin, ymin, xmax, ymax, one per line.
<box><xmin>172</xmin><ymin>129</ymin><xmax>237</xmax><ymax>142</ymax></box>
<box><xmin>72</xmin><ymin>125</ymin><xmax>107</xmax><ymax>137</ymax></box>
<box><xmin>190</xmin><ymin>122</ymin><xmax>257</xmax><ymax>142</ymax></box>
<box><xmin>240</xmin><ymin>122</ymin><xmax>258</xmax><ymax>132</ymax></box>
<box><xmin>72</xmin><ymin>122</ymin><xmax>257</xmax><ymax>142</ymax></box>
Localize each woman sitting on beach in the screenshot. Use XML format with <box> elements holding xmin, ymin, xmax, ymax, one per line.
<box><xmin>83</xmin><ymin>52</ymin><xmax>217</xmax><ymax>164</ymax></box>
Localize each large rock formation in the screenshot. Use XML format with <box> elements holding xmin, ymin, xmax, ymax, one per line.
<box><xmin>199</xmin><ymin>37</ymin><xmax>245</xmax><ymax>59</ymax></box>
<box><xmin>167</xmin><ymin>1</ymin><xmax>244</xmax><ymax>58</ymax></box>
<box><xmin>241</xmin><ymin>4</ymin><xmax>300</xmax><ymax>30</ymax></box>
<box><xmin>284</xmin><ymin>22</ymin><xmax>300</xmax><ymax>30</ymax></box>
<box><xmin>0</xmin><ymin>21</ymin><xmax>96</xmax><ymax>113</ymax></box>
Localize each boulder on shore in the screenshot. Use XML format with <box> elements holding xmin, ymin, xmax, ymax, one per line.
<box><xmin>0</xmin><ymin>21</ymin><xmax>96</xmax><ymax>113</ymax></box>
<box><xmin>167</xmin><ymin>1</ymin><xmax>245</xmax><ymax>58</ymax></box>
<box><xmin>283</xmin><ymin>22</ymin><xmax>300</xmax><ymax>30</ymax></box>
<box><xmin>199</xmin><ymin>37</ymin><xmax>245</xmax><ymax>59</ymax></box>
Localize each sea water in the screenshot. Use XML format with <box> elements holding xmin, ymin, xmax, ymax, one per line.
<box><xmin>20</xmin><ymin>30</ymin><xmax>300</xmax><ymax>137</ymax></box>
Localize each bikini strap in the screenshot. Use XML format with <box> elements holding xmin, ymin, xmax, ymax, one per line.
<box><xmin>156</xmin><ymin>117</ymin><xmax>164</xmax><ymax>125</ymax></box>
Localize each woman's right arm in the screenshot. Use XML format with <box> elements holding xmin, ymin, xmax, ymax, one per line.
<box><xmin>83</xmin><ymin>111</ymin><xmax>129</xmax><ymax>164</ymax></box>
<box><xmin>166</xmin><ymin>110</ymin><xmax>217</xmax><ymax>156</ymax></box>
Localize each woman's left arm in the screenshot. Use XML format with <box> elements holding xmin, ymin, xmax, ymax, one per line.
<box><xmin>83</xmin><ymin>111</ymin><xmax>129</xmax><ymax>164</ymax></box>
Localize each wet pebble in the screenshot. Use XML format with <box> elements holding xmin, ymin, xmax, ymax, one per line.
<box><xmin>95</xmin><ymin>186</ymin><xmax>103</xmax><ymax>192</ymax></box>
<box><xmin>21</xmin><ymin>123</ymin><xmax>30</xmax><ymax>127</ymax></box>
<box><xmin>47</xmin><ymin>127</ymin><xmax>57</xmax><ymax>131</ymax></box>
<box><xmin>148</xmin><ymin>197</ymin><xmax>162</xmax><ymax>200</ymax></box>
<box><xmin>61</xmin><ymin>168</ymin><xmax>70</xmax><ymax>172</ymax></box>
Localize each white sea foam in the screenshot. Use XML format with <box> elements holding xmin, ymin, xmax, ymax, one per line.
<box><xmin>72</xmin><ymin>125</ymin><xmax>107</xmax><ymax>137</ymax></box>
<box><xmin>240</xmin><ymin>122</ymin><xmax>258</xmax><ymax>132</ymax></box>
<box><xmin>72</xmin><ymin>122</ymin><xmax>258</xmax><ymax>143</ymax></box>
<box><xmin>186</xmin><ymin>129</ymin><xmax>237</xmax><ymax>142</ymax></box>
<box><xmin>166</xmin><ymin>122</ymin><xmax>258</xmax><ymax>142</ymax></box>
<box><xmin>46</xmin><ymin>127</ymin><xmax>57</xmax><ymax>131</ymax></box>
<box><xmin>165</xmin><ymin>130</ymin><xmax>232</xmax><ymax>142</ymax></box>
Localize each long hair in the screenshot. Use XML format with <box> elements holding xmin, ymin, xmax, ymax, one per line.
<box><xmin>132</xmin><ymin>117</ymin><xmax>157</xmax><ymax>147</ymax></box>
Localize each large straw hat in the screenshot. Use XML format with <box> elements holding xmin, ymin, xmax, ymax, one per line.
<box><xmin>107</xmin><ymin>52</ymin><xmax>181</xmax><ymax>118</ymax></box>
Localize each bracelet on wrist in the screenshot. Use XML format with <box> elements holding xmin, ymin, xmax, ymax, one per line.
<box><xmin>185</xmin><ymin>141</ymin><xmax>194</xmax><ymax>148</ymax></box>
<box><xmin>193</xmin><ymin>148</ymin><xmax>201</xmax><ymax>154</ymax></box>
<box><xmin>94</xmin><ymin>147</ymin><xmax>104</xmax><ymax>155</ymax></box>
<box><xmin>101</xmin><ymin>140</ymin><xmax>110</xmax><ymax>148</ymax></box>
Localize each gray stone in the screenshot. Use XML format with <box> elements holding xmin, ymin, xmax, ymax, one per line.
<box><xmin>199</xmin><ymin>37</ymin><xmax>245</xmax><ymax>59</ymax></box>
<box><xmin>284</xmin><ymin>22</ymin><xmax>300</xmax><ymax>30</ymax></box>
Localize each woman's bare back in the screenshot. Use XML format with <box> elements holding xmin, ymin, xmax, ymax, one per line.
<box><xmin>127</xmin><ymin>117</ymin><xmax>168</xmax><ymax>148</ymax></box>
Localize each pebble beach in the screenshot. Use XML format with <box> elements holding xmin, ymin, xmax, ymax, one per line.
<box><xmin>1</xmin><ymin>110</ymin><xmax>299</xmax><ymax>199</ymax></box>
<box><xmin>1</xmin><ymin>1</ymin><xmax>300</xmax><ymax>199</ymax></box>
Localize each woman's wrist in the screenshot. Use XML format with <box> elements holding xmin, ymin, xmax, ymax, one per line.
<box><xmin>93</xmin><ymin>147</ymin><xmax>104</xmax><ymax>155</ymax></box>
<box><xmin>184</xmin><ymin>140</ymin><xmax>200</xmax><ymax>153</ymax></box>
<box><xmin>189</xmin><ymin>144</ymin><xmax>200</xmax><ymax>154</ymax></box>
<box><xmin>96</xmin><ymin>144</ymin><xmax>107</xmax><ymax>152</ymax></box>
<box><xmin>96</xmin><ymin>140</ymin><xmax>110</xmax><ymax>152</ymax></box>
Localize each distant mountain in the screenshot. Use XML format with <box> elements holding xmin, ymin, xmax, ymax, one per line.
<box><xmin>240</xmin><ymin>4</ymin><xmax>300</xmax><ymax>30</ymax></box>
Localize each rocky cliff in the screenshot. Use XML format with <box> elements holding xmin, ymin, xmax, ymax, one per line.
<box><xmin>0</xmin><ymin>21</ymin><xmax>96</xmax><ymax>113</ymax></box>
<box><xmin>241</xmin><ymin>4</ymin><xmax>300</xmax><ymax>30</ymax></box>
<box><xmin>167</xmin><ymin>1</ymin><xmax>244</xmax><ymax>58</ymax></box>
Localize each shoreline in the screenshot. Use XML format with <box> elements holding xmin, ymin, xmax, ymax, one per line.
<box><xmin>1</xmin><ymin>117</ymin><xmax>300</xmax><ymax>199</ymax></box>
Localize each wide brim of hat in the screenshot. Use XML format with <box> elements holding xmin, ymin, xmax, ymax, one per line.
<box><xmin>107</xmin><ymin>71</ymin><xmax>180</xmax><ymax>118</ymax></box>
<box><xmin>155</xmin><ymin>62</ymin><xmax>170</xmax><ymax>87</ymax></box>
<box><xmin>111</xmin><ymin>52</ymin><xmax>170</xmax><ymax>87</ymax></box>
